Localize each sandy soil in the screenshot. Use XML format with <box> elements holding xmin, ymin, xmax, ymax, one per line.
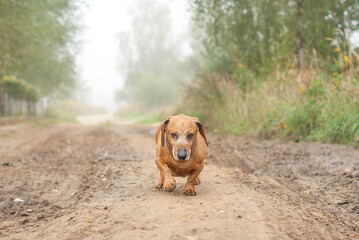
<box><xmin>0</xmin><ymin>117</ymin><xmax>358</xmax><ymax>240</ymax></box>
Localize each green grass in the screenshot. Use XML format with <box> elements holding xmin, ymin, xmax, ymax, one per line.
<box><xmin>136</xmin><ymin>117</ymin><xmax>162</xmax><ymax>125</ymax></box>
<box><xmin>99</xmin><ymin>121</ymin><xmax>113</xmax><ymax>127</ymax></box>
<box><xmin>19</xmin><ymin>106</ymin><xmax>77</xmax><ymax>126</ymax></box>
<box><xmin>47</xmin><ymin>107</ymin><xmax>77</xmax><ymax>123</ymax></box>
<box><xmin>0</xmin><ymin>131</ymin><xmax>8</xmax><ymax>137</ymax></box>
<box><xmin>116</xmin><ymin>107</ymin><xmax>165</xmax><ymax>125</ymax></box>
<box><xmin>23</xmin><ymin>118</ymin><xmax>63</xmax><ymax>127</ymax></box>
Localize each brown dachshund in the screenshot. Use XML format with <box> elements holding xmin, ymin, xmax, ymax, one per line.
<box><xmin>155</xmin><ymin>114</ymin><xmax>208</xmax><ymax>196</ymax></box>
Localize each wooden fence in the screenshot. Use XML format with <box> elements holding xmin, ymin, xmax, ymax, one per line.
<box><xmin>2</xmin><ymin>92</ymin><xmax>49</xmax><ymax>117</ymax></box>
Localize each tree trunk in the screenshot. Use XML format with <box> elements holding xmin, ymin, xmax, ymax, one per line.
<box><xmin>8</xmin><ymin>97</ymin><xmax>12</xmax><ymax>115</ymax></box>
<box><xmin>0</xmin><ymin>61</ymin><xmax>4</xmax><ymax>116</ymax></box>
<box><xmin>33</xmin><ymin>101</ymin><xmax>37</xmax><ymax>116</ymax></box>
<box><xmin>295</xmin><ymin>0</ymin><xmax>305</xmax><ymax>69</ymax></box>
<box><xmin>27</xmin><ymin>102</ymin><xmax>31</xmax><ymax>116</ymax></box>
<box><xmin>20</xmin><ymin>100</ymin><xmax>23</xmax><ymax>115</ymax></box>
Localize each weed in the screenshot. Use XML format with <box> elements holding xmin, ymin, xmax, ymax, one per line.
<box><xmin>180</xmin><ymin>69</ymin><xmax>359</xmax><ymax>146</ymax></box>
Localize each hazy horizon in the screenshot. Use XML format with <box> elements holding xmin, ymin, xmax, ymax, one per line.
<box><xmin>76</xmin><ymin>0</ymin><xmax>191</xmax><ymax>114</ymax></box>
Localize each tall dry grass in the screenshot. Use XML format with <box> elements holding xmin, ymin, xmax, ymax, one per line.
<box><xmin>178</xmin><ymin>66</ymin><xmax>359</xmax><ymax>145</ymax></box>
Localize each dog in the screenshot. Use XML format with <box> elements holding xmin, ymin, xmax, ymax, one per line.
<box><xmin>154</xmin><ymin>114</ymin><xmax>208</xmax><ymax>196</ymax></box>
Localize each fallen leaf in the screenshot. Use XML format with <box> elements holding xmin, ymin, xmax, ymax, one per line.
<box><xmin>241</xmin><ymin>169</ymin><xmax>247</xmax><ymax>173</ymax></box>
<box><xmin>347</xmin><ymin>234</ymin><xmax>355</xmax><ymax>237</ymax></box>
<box><xmin>344</xmin><ymin>169</ymin><xmax>351</xmax><ymax>173</ymax></box>
<box><xmin>102</xmin><ymin>178</ymin><xmax>107</xmax><ymax>181</ymax></box>
<box><xmin>52</xmin><ymin>189</ymin><xmax>59</xmax><ymax>192</ymax></box>
<box><xmin>304</xmin><ymin>190</ymin><xmax>310</xmax><ymax>194</ymax></box>
<box><xmin>205</xmin><ymin>161</ymin><xmax>209</xmax><ymax>165</ymax></box>
<box><xmin>88</xmin><ymin>221</ymin><xmax>94</xmax><ymax>223</ymax></box>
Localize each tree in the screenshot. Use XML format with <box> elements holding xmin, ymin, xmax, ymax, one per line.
<box><xmin>0</xmin><ymin>0</ymin><xmax>81</xmax><ymax>115</ymax></box>
<box><xmin>189</xmin><ymin>0</ymin><xmax>359</xmax><ymax>74</ymax></box>
<box><xmin>117</xmin><ymin>0</ymin><xmax>191</xmax><ymax>109</ymax></box>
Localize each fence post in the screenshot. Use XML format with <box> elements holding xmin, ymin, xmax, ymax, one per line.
<box><xmin>34</xmin><ymin>101</ymin><xmax>37</xmax><ymax>116</ymax></box>
<box><xmin>8</xmin><ymin>97</ymin><xmax>12</xmax><ymax>116</ymax></box>
<box><xmin>15</xmin><ymin>99</ymin><xmax>18</xmax><ymax>115</ymax></box>
<box><xmin>27</xmin><ymin>101</ymin><xmax>30</xmax><ymax>116</ymax></box>
<box><xmin>46</xmin><ymin>99</ymin><xmax>50</xmax><ymax>117</ymax></box>
<box><xmin>0</xmin><ymin>76</ymin><xmax>4</xmax><ymax>116</ymax></box>
<box><xmin>20</xmin><ymin>99</ymin><xmax>23</xmax><ymax>115</ymax></box>
<box><xmin>4</xmin><ymin>92</ymin><xmax>7</xmax><ymax>115</ymax></box>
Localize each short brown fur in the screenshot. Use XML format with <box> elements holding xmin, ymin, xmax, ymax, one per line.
<box><xmin>155</xmin><ymin>114</ymin><xmax>207</xmax><ymax>196</ymax></box>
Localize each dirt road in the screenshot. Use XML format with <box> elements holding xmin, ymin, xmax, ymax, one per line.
<box><xmin>0</xmin><ymin>117</ymin><xmax>358</xmax><ymax>239</ymax></box>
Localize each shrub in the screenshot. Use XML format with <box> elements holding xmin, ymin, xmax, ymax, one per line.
<box><xmin>24</xmin><ymin>84</ymin><xmax>39</xmax><ymax>101</ymax></box>
<box><xmin>3</xmin><ymin>76</ymin><xmax>27</xmax><ymax>99</ymax></box>
<box><xmin>3</xmin><ymin>76</ymin><xmax>39</xmax><ymax>101</ymax></box>
<box><xmin>179</xmin><ymin>69</ymin><xmax>359</xmax><ymax>146</ymax></box>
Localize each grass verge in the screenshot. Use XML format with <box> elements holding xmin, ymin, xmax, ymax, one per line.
<box><xmin>116</xmin><ymin>105</ymin><xmax>171</xmax><ymax>125</ymax></box>
<box><xmin>178</xmin><ymin>69</ymin><xmax>359</xmax><ymax>146</ymax></box>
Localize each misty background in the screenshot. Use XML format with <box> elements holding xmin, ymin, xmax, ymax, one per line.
<box><xmin>78</xmin><ymin>0</ymin><xmax>193</xmax><ymax>114</ymax></box>
<box><xmin>0</xmin><ymin>0</ymin><xmax>358</xmax><ymax>145</ymax></box>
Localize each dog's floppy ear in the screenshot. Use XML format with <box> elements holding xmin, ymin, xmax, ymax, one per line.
<box><xmin>160</xmin><ymin>116</ymin><xmax>172</xmax><ymax>147</ymax></box>
<box><xmin>194</xmin><ymin>119</ymin><xmax>208</xmax><ymax>146</ymax></box>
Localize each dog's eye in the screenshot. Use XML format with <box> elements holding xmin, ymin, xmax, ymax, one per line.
<box><xmin>171</xmin><ymin>133</ymin><xmax>178</xmax><ymax>139</ymax></box>
<box><xmin>187</xmin><ymin>133</ymin><xmax>194</xmax><ymax>140</ymax></box>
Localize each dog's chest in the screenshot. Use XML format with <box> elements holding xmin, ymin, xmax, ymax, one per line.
<box><xmin>167</xmin><ymin>161</ymin><xmax>192</xmax><ymax>176</ymax></box>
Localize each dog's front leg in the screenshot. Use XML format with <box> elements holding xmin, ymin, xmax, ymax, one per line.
<box><xmin>184</xmin><ymin>167</ymin><xmax>203</xmax><ymax>196</ymax></box>
<box><xmin>155</xmin><ymin>157</ymin><xmax>176</xmax><ymax>192</ymax></box>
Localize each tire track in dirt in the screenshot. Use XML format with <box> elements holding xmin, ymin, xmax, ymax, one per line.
<box><xmin>0</xmin><ymin>121</ymin><xmax>357</xmax><ymax>239</ymax></box>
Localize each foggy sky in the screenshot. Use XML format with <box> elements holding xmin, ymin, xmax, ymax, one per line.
<box><xmin>77</xmin><ymin>0</ymin><xmax>190</xmax><ymax>113</ymax></box>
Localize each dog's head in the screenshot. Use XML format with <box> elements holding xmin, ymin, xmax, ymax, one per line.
<box><xmin>160</xmin><ymin>114</ymin><xmax>207</xmax><ymax>161</ymax></box>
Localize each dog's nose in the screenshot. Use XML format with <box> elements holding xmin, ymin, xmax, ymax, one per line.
<box><xmin>177</xmin><ymin>147</ymin><xmax>187</xmax><ymax>160</ymax></box>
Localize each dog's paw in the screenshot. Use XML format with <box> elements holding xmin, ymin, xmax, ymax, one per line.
<box><xmin>195</xmin><ymin>177</ymin><xmax>201</xmax><ymax>185</ymax></box>
<box><xmin>155</xmin><ymin>182</ymin><xmax>163</xmax><ymax>189</ymax></box>
<box><xmin>163</xmin><ymin>179</ymin><xmax>176</xmax><ymax>192</ymax></box>
<box><xmin>184</xmin><ymin>184</ymin><xmax>196</xmax><ymax>196</ymax></box>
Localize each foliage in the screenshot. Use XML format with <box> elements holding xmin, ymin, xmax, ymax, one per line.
<box><xmin>179</xmin><ymin>69</ymin><xmax>359</xmax><ymax>145</ymax></box>
<box><xmin>116</xmin><ymin>104</ymin><xmax>168</xmax><ymax>125</ymax></box>
<box><xmin>50</xmin><ymin>99</ymin><xmax>106</xmax><ymax>116</ymax></box>
<box><xmin>3</xmin><ymin>76</ymin><xmax>27</xmax><ymax>99</ymax></box>
<box><xmin>3</xmin><ymin>76</ymin><xmax>39</xmax><ymax>101</ymax></box>
<box><xmin>189</xmin><ymin>0</ymin><xmax>359</xmax><ymax>74</ymax></box>
<box><xmin>0</xmin><ymin>0</ymin><xmax>81</xmax><ymax>95</ymax></box>
<box><xmin>47</xmin><ymin>107</ymin><xmax>76</xmax><ymax>123</ymax></box>
<box><xmin>47</xmin><ymin>99</ymin><xmax>106</xmax><ymax>123</ymax></box>
<box><xmin>24</xmin><ymin>84</ymin><xmax>39</xmax><ymax>102</ymax></box>
<box><xmin>179</xmin><ymin>0</ymin><xmax>359</xmax><ymax>146</ymax></box>
<box><xmin>133</xmin><ymin>73</ymin><xmax>179</xmax><ymax>108</ymax></box>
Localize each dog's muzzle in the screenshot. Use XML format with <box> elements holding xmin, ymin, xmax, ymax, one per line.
<box><xmin>177</xmin><ymin>147</ymin><xmax>187</xmax><ymax>160</ymax></box>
